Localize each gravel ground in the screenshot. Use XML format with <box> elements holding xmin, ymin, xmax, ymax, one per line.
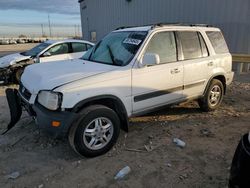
<box><xmin>0</xmin><ymin>72</ymin><xmax>249</xmax><ymax>188</ymax></box>
<box><xmin>0</xmin><ymin>45</ymin><xmax>250</xmax><ymax>188</ymax></box>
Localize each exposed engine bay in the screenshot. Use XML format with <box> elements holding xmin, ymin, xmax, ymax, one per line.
<box><xmin>0</xmin><ymin>59</ymin><xmax>34</xmax><ymax>85</ymax></box>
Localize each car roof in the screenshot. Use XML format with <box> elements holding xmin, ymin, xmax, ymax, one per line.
<box><xmin>45</xmin><ymin>39</ymin><xmax>94</xmax><ymax>46</ymax></box>
<box><xmin>115</xmin><ymin>24</ymin><xmax>220</xmax><ymax>32</ymax></box>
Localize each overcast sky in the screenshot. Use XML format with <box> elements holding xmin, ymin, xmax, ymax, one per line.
<box><xmin>0</xmin><ymin>0</ymin><xmax>81</xmax><ymax>37</ymax></box>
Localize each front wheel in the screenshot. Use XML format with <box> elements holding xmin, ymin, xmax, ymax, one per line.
<box><xmin>198</xmin><ymin>79</ymin><xmax>224</xmax><ymax>112</ymax></box>
<box><xmin>68</xmin><ymin>105</ymin><xmax>120</xmax><ymax>158</ymax></box>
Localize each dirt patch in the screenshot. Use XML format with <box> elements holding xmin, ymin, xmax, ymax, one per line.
<box><xmin>0</xmin><ymin>73</ymin><xmax>249</xmax><ymax>188</ymax></box>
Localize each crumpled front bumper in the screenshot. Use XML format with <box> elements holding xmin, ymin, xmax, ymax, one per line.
<box><xmin>32</xmin><ymin>103</ymin><xmax>78</xmax><ymax>138</ymax></box>
<box><xmin>4</xmin><ymin>88</ymin><xmax>78</xmax><ymax>138</ymax></box>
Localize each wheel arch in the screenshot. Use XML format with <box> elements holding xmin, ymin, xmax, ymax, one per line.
<box><xmin>70</xmin><ymin>95</ymin><xmax>129</xmax><ymax>132</ymax></box>
<box><xmin>204</xmin><ymin>74</ymin><xmax>227</xmax><ymax>96</ymax></box>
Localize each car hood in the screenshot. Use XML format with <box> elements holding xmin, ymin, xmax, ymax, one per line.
<box><xmin>0</xmin><ymin>53</ymin><xmax>31</xmax><ymax>68</ymax></box>
<box><xmin>21</xmin><ymin>59</ymin><xmax>118</xmax><ymax>94</ymax></box>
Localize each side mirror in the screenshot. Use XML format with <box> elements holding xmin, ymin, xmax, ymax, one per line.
<box><xmin>42</xmin><ymin>52</ymin><xmax>51</xmax><ymax>57</ymax></box>
<box><xmin>140</xmin><ymin>53</ymin><xmax>160</xmax><ymax>67</ymax></box>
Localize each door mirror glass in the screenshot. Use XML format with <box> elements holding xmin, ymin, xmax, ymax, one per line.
<box><xmin>43</xmin><ymin>52</ymin><xmax>51</xmax><ymax>57</ymax></box>
<box><xmin>141</xmin><ymin>53</ymin><xmax>160</xmax><ymax>67</ymax></box>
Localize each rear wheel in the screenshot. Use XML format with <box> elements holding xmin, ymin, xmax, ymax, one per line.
<box><xmin>198</xmin><ymin>79</ymin><xmax>224</xmax><ymax>112</ymax></box>
<box><xmin>68</xmin><ymin>105</ymin><xmax>120</xmax><ymax>158</ymax></box>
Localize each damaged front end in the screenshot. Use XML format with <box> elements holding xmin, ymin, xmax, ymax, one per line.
<box><xmin>0</xmin><ymin>68</ymin><xmax>13</xmax><ymax>85</ymax></box>
<box><xmin>0</xmin><ymin>59</ymin><xmax>34</xmax><ymax>86</ymax></box>
<box><xmin>2</xmin><ymin>86</ymin><xmax>35</xmax><ymax>135</ymax></box>
<box><xmin>2</xmin><ymin>88</ymin><xmax>22</xmax><ymax>134</ymax></box>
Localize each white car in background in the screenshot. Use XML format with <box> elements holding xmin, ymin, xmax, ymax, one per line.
<box><xmin>0</xmin><ymin>39</ymin><xmax>94</xmax><ymax>85</ymax></box>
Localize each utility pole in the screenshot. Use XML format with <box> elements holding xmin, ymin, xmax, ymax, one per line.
<box><xmin>48</xmin><ymin>14</ymin><xmax>52</xmax><ymax>37</ymax></box>
<box><xmin>41</xmin><ymin>24</ymin><xmax>44</xmax><ymax>37</ymax></box>
<box><xmin>74</xmin><ymin>24</ymin><xmax>77</xmax><ymax>37</ymax></box>
<box><xmin>78</xmin><ymin>24</ymin><xmax>81</xmax><ymax>37</ymax></box>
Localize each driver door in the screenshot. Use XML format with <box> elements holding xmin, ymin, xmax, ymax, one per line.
<box><xmin>39</xmin><ymin>43</ymin><xmax>70</xmax><ymax>63</ymax></box>
<box><xmin>132</xmin><ymin>31</ymin><xmax>184</xmax><ymax>113</ymax></box>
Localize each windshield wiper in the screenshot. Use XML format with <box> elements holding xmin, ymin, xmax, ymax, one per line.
<box><xmin>89</xmin><ymin>40</ymin><xmax>101</xmax><ymax>61</ymax></box>
<box><xmin>106</xmin><ymin>45</ymin><xmax>124</xmax><ymax>66</ymax></box>
<box><xmin>107</xmin><ymin>44</ymin><xmax>116</xmax><ymax>65</ymax></box>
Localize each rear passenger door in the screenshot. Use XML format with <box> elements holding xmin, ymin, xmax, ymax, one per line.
<box><xmin>69</xmin><ymin>42</ymin><xmax>91</xmax><ymax>59</ymax></box>
<box><xmin>178</xmin><ymin>31</ymin><xmax>213</xmax><ymax>98</ymax></box>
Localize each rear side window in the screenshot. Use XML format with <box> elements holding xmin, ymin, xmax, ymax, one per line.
<box><xmin>178</xmin><ymin>31</ymin><xmax>203</xmax><ymax>60</ymax></box>
<box><xmin>145</xmin><ymin>31</ymin><xmax>177</xmax><ymax>64</ymax></box>
<box><xmin>72</xmin><ymin>43</ymin><xmax>87</xmax><ymax>53</ymax></box>
<box><xmin>206</xmin><ymin>31</ymin><xmax>229</xmax><ymax>54</ymax></box>
<box><xmin>198</xmin><ymin>33</ymin><xmax>209</xmax><ymax>57</ymax></box>
<box><xmin>87</xmin><ymin>44</ymin><xmax>93</xmax><ymax>50</ymax></box>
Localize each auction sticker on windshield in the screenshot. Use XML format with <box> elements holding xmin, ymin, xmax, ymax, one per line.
<box><xmin>123</xmin><ymin>38</ymin><xmax>142</xmax><ymax>45</ymax></box>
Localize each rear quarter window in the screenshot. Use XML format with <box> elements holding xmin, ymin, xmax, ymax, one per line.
<box><xmin>206</xmin><ymin>31</ymin><xmax>229</xmax><ymax>54</ymax></box>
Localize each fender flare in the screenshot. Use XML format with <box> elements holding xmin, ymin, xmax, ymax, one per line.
<box><xmin>71</xmin><ymin>95</ymin><xmax>129</xmax><ymax>132</ymax></box>
<box><xmin>203</xmin><ymin>73</ymin><xmax>226</xmax><ymax>96</ymax></box>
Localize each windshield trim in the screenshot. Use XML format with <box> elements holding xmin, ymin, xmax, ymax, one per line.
<box><xmin>22</xmin><ymin>43</ymin><xmax>51</xmax><ymax>57</ymax></box>
<box><xmin>82</xmin><ymin>31</ymin><xmax>149</xmax><ymax>67</ymax></box>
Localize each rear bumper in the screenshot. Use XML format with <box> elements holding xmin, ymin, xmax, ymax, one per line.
<box><xmin>226</xmin><ymin>71</ymin><xmax>234</xmax><ymax>85</ymax></box>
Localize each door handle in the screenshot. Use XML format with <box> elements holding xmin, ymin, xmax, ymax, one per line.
<box><xmin>208</xmin><ymin>61</ymin><xmax>214</xmax><ymax>66</ymax></box>
<box><xmin>171</xmin><ymin>68</ymin><xmax>180</xmax><ymax>74</ymax></box>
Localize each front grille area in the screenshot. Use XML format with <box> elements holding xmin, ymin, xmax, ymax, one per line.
<box><xmin>19</xmin><ymin>83</ymin><xmax>32</xmax><ymax>101</ymax></box>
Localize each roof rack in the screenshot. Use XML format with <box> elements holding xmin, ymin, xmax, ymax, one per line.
<box><xmin>115</xmin><ymin>26</ymin><xmax>135</xmax><ymax>30</ymax></box>
<box><xmin>153</xmin><ymin>23</ymin><xmax>213</xmax><ymax>28</ymax></box>
<box><xmin>115</xmin><ymin>23</ymin><xmax>181</xmax><ymax>30</ymax></box>
<box><xmin>115</xmin><ymin>23</ymin><xmax>213</xmax><ymax>31</ymax></box>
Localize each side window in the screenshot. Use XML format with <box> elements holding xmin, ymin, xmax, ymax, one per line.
<box><xmin>178</xmin><ymin>31</ymin><xmax>203</xmax><ymax>60</ymax></box>
<box><xmin>87</xmin><ymin>44</ymin><xmax>93</xmax><ymax>50</ymax></box>
<box><xmin>47</xmin><ymin>43</ymin><xmax>69</xmax><ymax>56</ymax></box>
<box><xmin>198</xmin><ymin>33</ymin><xmax>209</xmax><ymax>57</ymax></box>
<box><xmin>206</xmin><ymin>31</ymin><xmax>229</xmax><ymax>54</ymax></box>
<box><xmin>145</xmin><ymin>31</ymin><xmax>177</xmax><ymax>64</ymax></box>
<box><xmin>72</xmin><ymin>43</ymin><xmax>87</xmax><ymax>53</ymax></box>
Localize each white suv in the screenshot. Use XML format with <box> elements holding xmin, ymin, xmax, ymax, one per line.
<box><xmin>5</xmin><ymin>24</ymin><xmax>234</xmax><ymax>157</ymax></box>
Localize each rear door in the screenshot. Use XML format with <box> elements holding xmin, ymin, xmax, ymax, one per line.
<box><xmin>206</xmin><ymin>31</ymin><xmax>232</xmax><ymax>75</ymax></box>
<box><xmin>178</xmin><ymin>31</ymin><xmax>212</xmax><ymax>98</ymax></box>
<box><xmin>39</xmin><ymin>43</ymin><xmax>70</xmax><ymax>63</ymax></box>
<box><xmin>132</xmin><ymin>31</ymin><xmax>184</xmax><ymax>113</ymax></box>
<box><xmin>69</xmin><ymin>42</ymin><xmax>91</xmax><ymax>59</ymax></box>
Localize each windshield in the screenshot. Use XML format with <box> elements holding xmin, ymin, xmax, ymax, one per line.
<box><xmin>82</xmin><ymin>31</ymin><xmax>148</xmax><ymax>66</ymax></box>
<box><xmin>21</xmin><ymin>42</ymin><xmax>50</xmax><ymax>57</ymax></box>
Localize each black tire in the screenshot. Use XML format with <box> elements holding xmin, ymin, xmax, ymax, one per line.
<box><xmin>68</xmin><ymin>105</ymin><xmax>120</xmax><ymax>158</ymax></box>
<box><xmin>15</xmin><ymin>68</ymin><xmax>24</xmax><ymax>84</ymax></box>
<box><xmin>198</xmin><ymin>79</ymin><xmax>224</xmax><ymax>112</ymax></box>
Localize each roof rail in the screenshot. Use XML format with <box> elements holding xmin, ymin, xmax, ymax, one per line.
<box><xmin>115</xmin><ymin>26</ymin><xmax>135</xmax><ymax>30</ymax></box>
<box><xmin>189</xmin><ymin>24</ymin><xmax>213</xmax><ymax>27</ymax></box>
<box><xmin>115</xmin><ymin>23</ymin><xmax>213</xmax><ymax>31</ymax></box>
<box><xmin>116</xmin><ymin>23</ymin><xmax>183</xmax><ymax>30</ymax></box>
<box><xmin>154</xmin><ymin>23</ymin><xmax>213</xmax><ymax>28</ymax></box>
